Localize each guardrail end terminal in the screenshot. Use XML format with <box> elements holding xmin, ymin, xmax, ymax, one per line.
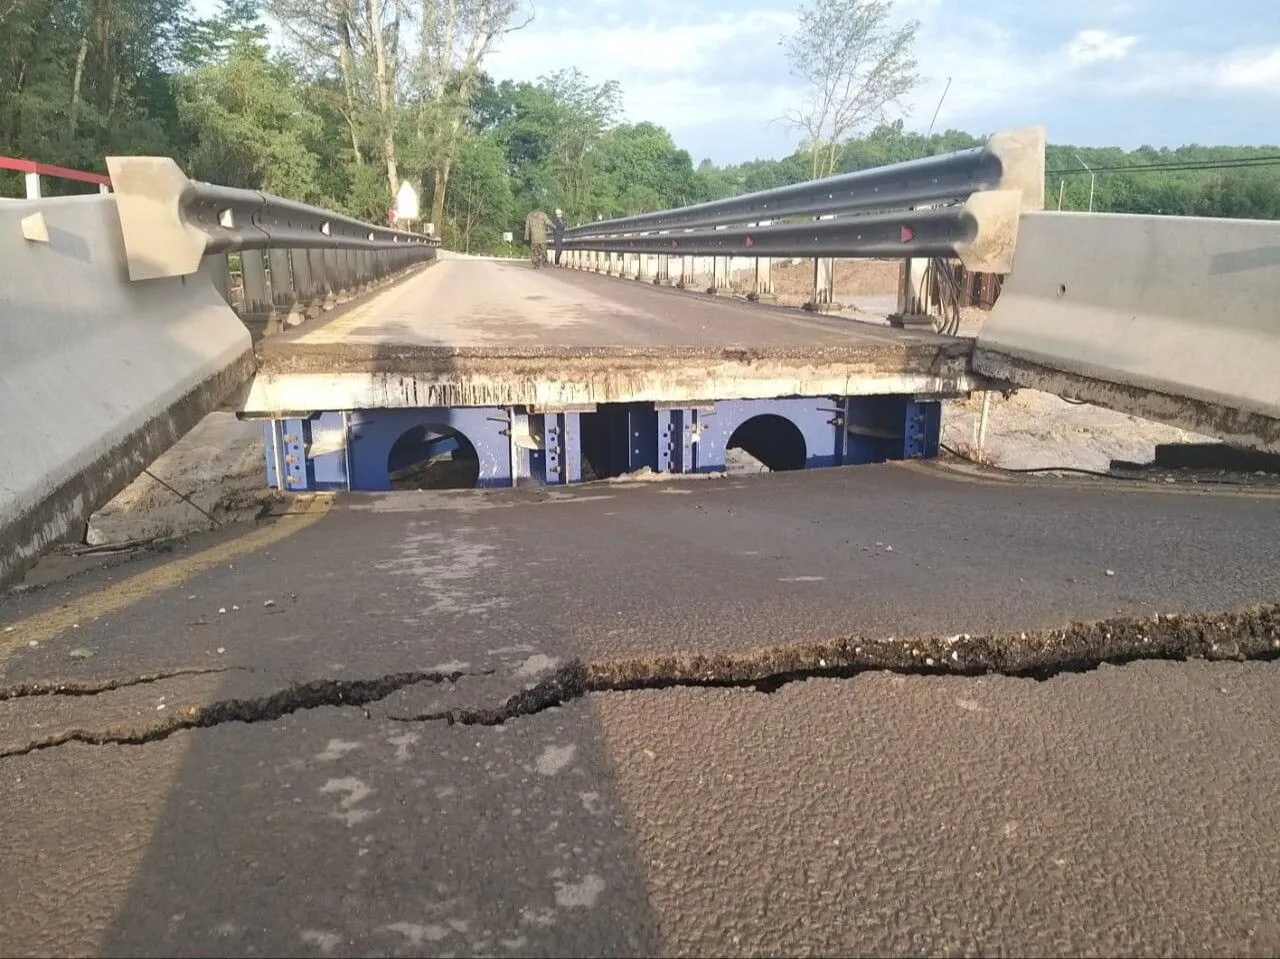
<box><xmin>987</xmin><ymin>125</ymin><xmax>1047</xmax><ymax>212</ymax></box>
<box><xmin>957</xmin><ymin>189</ymin><xmax>1024</xmax><ymax>274</ymax></box>
<box><xmin>105</xmin><ymin>156</ymin><xmax>208</xmax><ymax>281</ymax></box>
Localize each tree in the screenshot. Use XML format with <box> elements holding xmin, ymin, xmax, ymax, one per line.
<box><xmin>413</xmin><ymin>0</ymin><xmax>532</xmax><ymax>231</ymax></box>
<box><xmin>175</xmin><ymin>39</ymin><xmax>326</xmax><ymax>201</ymax></box>
<box><xmin>443</xmin><ymin>133</ymin><xmax>512</xmax><ymax>251</ymax></box>
<box><xmin>267</xmin><ymin>0</ymin><xmax>406</xmax><ymax>198</ymax></box>
<box><xmin>781</xmin><ymin>0</ymin><xmax>920</xmax><ymax>178</ymax></box>
<box><xmin>586</xmin><ymin>122</ymin><xmax>701</xmax><ymax>217</ymax></box>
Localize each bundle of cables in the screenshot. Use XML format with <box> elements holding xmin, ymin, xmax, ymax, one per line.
<box><xmin>918</xmin><ymin>258</ymin><xmax>964</xmax><ymax>336</ymax></box>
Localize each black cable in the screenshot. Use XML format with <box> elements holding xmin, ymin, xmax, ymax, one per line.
<box><xmin>1047</xmin><ymin>155</ymin><xmax>1280</xmax><ymax>176</ymax></box>
<box><xmin>938</xmin><ymin>442</ymin><xmax>1270</xmax><ymax>487</ymax></box>
<box><xmin>940</xmin><ymin>444</ymin><xmax>1120</xmax><ymax>479</ymax></box>
<box><xmin>917</xmin><ymin>257</ymin><xmax>963</xmax><ymax>336</ymax></box>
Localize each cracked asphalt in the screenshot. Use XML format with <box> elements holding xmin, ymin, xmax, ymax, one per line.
<box><xmin>2</xmin><ymin>463</ymin><xmax>1280</xmax><ymax>957</ymax></box>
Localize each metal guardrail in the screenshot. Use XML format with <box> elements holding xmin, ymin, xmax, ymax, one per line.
<box><xmin>563</xmin><ymin>126</ymin><xmax>1045</xmax><ymax>274</ymax></box>
<box><xmin>105</xmin><ymin>156</ymin><xmax>436</xmax><ymax>282</ymax></box>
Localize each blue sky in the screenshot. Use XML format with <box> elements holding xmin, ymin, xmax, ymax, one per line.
<box><xmin>484</xmin><ymin>0</ymin><xmax>1280</xmax><ymax>163</ymax></box>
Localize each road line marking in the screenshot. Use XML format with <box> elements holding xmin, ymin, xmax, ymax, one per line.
<box><xmin>0</xmin><ymin>495</ymin><xmax>332</xmax><ymax>661</ymax></box>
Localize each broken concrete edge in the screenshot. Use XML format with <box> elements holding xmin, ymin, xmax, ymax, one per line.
<box><xmin>239</xmin><ymin>368</ymin><xmax>981</xmax><ymax>413</ymax></box>
<box><xmin>6</xmin><ymin>602</ymin><xmax>1278</xmax><ymax>755</ymax></box>
<box><xmin>256</xmin><ymin>336</ymin><xmax>973</xmax><ymax>366</ymax></box>
<box><xmin>240</xmin><ymin>340</ymin><xmax>982</xmax><ymax>412</ymax></box>
<box><xmin>972</xmin><ymin>349</ymin><xmax>1280</xmax><ymax>453</ymax></box>
<box><xmin>0</xmin><ymin>348</ymin><xmax>258</xmax><ymax>589</ymax></box>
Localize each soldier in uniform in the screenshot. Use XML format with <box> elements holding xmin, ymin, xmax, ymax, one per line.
<box><xmin>524</xmin><ymin>208</ymin><xmax>553</xmax><ymax>268</ymax></box>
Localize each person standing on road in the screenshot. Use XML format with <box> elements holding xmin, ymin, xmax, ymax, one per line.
<box><xmin>524</xmin><ymin>208</ymin><xmax>553</xmax><ymax>268</ymax></box>
<box><xmin>551</xmin><ymin>208</ymin><xmax>566</xmax><ymax>266</ymax></box>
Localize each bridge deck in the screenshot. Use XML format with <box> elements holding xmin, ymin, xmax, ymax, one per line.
<box><xmin>243</xmin><ymin>258</ymin><xmax>976</xmax><ymax>413</ymax></box>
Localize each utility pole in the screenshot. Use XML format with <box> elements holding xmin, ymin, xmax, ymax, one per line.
<box><xmin>1074</xmin><ymin>154</ymin><xmax>1095</xmax><ymax>212</ymax></box>
<box><xmin>926</xmin><ymin>77</ymin><xmax>952</xmax><ymax>140</ymax></box>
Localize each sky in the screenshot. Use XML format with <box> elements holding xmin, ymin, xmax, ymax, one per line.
<box><xmin>482</xmin><ymin>0</ymin><xmax>1280</xmax><ymax>163</ymax></box>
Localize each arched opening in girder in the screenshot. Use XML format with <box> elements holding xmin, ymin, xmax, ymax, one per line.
<box><xmin>727</xmin><ymin>414</ymin><xmax>806</xmax><ymax>472</ymax></box>
<box><xmin>387</xmin><ymin>424</ymin><xmax>480</xmax><ymax>490</ymax></box>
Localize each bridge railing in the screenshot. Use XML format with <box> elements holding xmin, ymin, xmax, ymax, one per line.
<box><xmin>105</xmin><ymin>156</ymin><xmax>439</xmax><ymax>338</ymax></box>
<box><xmin>560</xmin><ymin>126</ymin><xmax>1044</xmax><ymax>312</ymax></box>
<box><xmin>0</xmin><ymin>156</ymin><xmax>112</xmax><ymax>198</ymax></box>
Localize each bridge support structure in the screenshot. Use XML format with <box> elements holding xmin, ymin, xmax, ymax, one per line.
<box><xmin>258</xmin><ymin>395</ymin><xmax>942</xmax><ymax>492</ymax></box>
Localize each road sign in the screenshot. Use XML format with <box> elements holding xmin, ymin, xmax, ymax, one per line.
<box><xmin>395</xmin><ymin>181</ymin><xmax>420</xmax><ymax>221</ymax></box>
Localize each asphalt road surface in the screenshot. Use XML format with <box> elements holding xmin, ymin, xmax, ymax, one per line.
<box><xmin>2</xmin><ymin>463</ymin><xmax>1279</xmax><ymax>957</ymax></box>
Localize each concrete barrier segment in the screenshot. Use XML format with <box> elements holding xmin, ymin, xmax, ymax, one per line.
<box><xmin>974</xmin><ymin>210</ymin><xmax>1280</xmax><ymax>451</ymax></box>
<box><xmin>0</xmin><ymin>193</ymin><xmax>254</xmax><ymax>584</ymax></box>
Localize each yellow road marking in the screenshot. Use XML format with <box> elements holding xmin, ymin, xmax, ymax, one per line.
<box><xmin>294</xmin><ymin>264</ymin><xmax>432</xmax><ymax>344</ymax></box>
<box><xmin>0</xmin><ymin>494</ymin><xmax>332</xmax><ymax>661</ymax></box>
<box><xmin>894</xmin><ymin>459</ymin><xmax>1280</xmax><ymax>499</ymax></box>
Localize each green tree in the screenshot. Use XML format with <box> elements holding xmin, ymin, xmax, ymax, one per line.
<box><xmin>443</xmin><ymin>133</ymin><xmax>513</xmax><ymax>252</ymax></box>
<box><xmin>174</xmin><ymin>39</ymin><xmax>326</xmax><ymax>201</ymax></box>
<box><xmin>781</xmin><ymin>0</ymin><xmax>920</xmax><ymax>177</ymax></box>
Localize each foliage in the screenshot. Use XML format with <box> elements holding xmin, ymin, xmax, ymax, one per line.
<box><xmin>2</xmin><ymin>0</ymin><xmax>1278</xmax><ymax>239</ymax></box>
<box><xmin>781</xmin><ymin>0</ymin><xmax>920</xmax><ymax>177</ymax></box>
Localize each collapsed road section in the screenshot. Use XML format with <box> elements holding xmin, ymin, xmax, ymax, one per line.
<box><xmin>241</xmin><ymin>259</ymin><xmax>976</xmax><ymax>490</ymax></box>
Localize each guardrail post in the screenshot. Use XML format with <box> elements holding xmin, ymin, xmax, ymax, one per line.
<box><xmin>711</xmin><ymin>256</ymin><xmax>730</xmax><ymax>297</ymax></box>
<box><xmin>200</xmin><ymin>253</ymin><xmax>232</xmax><ymax>306</ymax></box>
<box><xmin>344</xmin><ymin>250</ymin><xmax>360</xmax><ymax>300</ymax></box>
<box><xmin>750</xmin><ymin>220</ymin><xmax>775</xmax><ymax>302</ymax></box>
<box><xmin>307</xmin><ymin>249</ymin><xmax>332</xmax><ymax>310</ymax></box>
<box><xmin>24</xmin><ymin>172</ymin><xmax>40</xmax><ymax>199</ymax></box>
<box><xmin>808</xmin><ymin>256</ymin><xmax>836</xmax><ymax>313</ymax></box>
<box><xmin>295</xmin><ymin>248</ymin><xmax>322</xmax><ymax>316</ymax></box>
<box><xmin>267</xmin><ymin>249</ymin><xmax>297</xmax><ymax>327</ymax></box>
<box><xmin>806</xmin><ymin>213</ymin><xmax>837</xmax><ymax>312</ymax></box>
<box><xmin>678</xmin><ymin>255</ymin><xmax>693</xmax><ymax>289</ymax></box>
<box><xmin>753</xmin><ymin>257</ymin><xmax>775</xmax><ymax>302</ymax></box>
<box><xmin>239</xmin><ymin>250</ymin><xmax>272</xmax><ymax>338</ymax></box>
<box><xmin>287</xmin><ymin>249</ymin><xmax>311</xmax><ymax>319</ymax></box>
<box><xmin>354</xmin><ymin>250</ymin><xmax>369</xmax><ymax>291</ymax></box>
<box><xmin>323</xmin><ymin>249</ymin><xmax>347</xmax><ymax>304</ymax></box>
<box><xmin>898</xmin><ymin>257</ymin><xmax>938</xmax><ymax>317</ymax></box>
<box><xmin>638</xmin><ymin>252</ymin><xmax>656</xmax><ymax>283</ymax></box>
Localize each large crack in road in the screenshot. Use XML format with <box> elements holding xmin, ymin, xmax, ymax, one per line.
<box><xmin>3</xmin><ymin>603</ymin><xmax>1278</xmax><ymax>757</ymax></box>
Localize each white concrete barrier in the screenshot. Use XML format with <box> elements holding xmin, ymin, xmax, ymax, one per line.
<box><xmin>974</xmin><ymin>211</ymin><xmax>1280</xmax><ymax>451</ymax></box>
<box><xmin>0</xmin><ymin>194</ymin><xmax>253</xmax><ymax>583</ymax></box>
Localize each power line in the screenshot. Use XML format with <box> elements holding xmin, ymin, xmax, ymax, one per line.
<box><xmin>1047</xmin><ymin>155</ymin><xmax>1280</xmax><ymax>176</ymax></box>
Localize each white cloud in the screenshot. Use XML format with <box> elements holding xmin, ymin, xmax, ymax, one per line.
<box><xmin>480</xmin><ymin>2</ymin><xmax>1277</xmax><ymax>160</ymax></box>
<box><xmin>489</xmin><ymin>9</ymin><xmax>796</xmax><ymax>84</ymax></box>
<box><xmin>1066</xmin><ymin>29</ymin><xmax>1137</xmax><ymax>65</ymax></box>
<box><xmin>1113</xmin><ymin>45</ymin><xmax>1280</xmax><ymax>97</ymax></box>
<box><xmin>1214</xmin><ymin>48</ymin><xmax>1280</xmax><ymax>91</ymax></box>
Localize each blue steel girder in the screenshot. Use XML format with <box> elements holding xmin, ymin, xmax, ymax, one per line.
<box><xmin>348</xmin><ymin>408</ymin><xmax>512</xmax><ymax>490</ymax></box>
<box><xmin>260</xmin><ymin>395</ymin><xmax>944</xmax><ymax>492</ymax></box>
<box><xmin>693</xmin><ymin>398</ymin><xmax>845</xmax><ymax>473</ymax></box>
